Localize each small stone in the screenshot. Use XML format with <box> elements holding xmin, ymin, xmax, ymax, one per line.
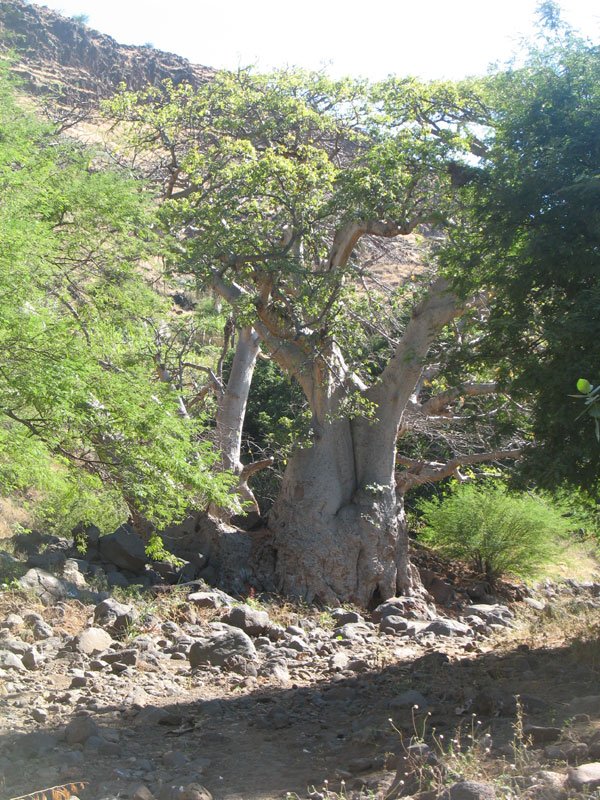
<box><xmin>22</xmin><ymin>647</ymin><xmax>41</xmax><ymax>670</ymax></box>
<box><xmin>441</xmin><ymin>780</ymin><xmax>496</xmax><ymax>800</ymax></box>
<box><xmin>64</xmin><ymin>715</ymin><xmax>99</xmax><ymax>745</ymax></box>
<box><xmin>524</xmin><ymin>725</ymin><xmax>562</xmax><ymax>744</ymax></box>
<box><xmin>424</xmin><ymin>618</ymin><xmax>471</xmax><ymax>637</ymax></box>
<box><xmin>1</xmin><ymin>613</ymin><xmax>24</xmax><ymax>631</ymax></box>
<box><xmin>133</xmin><ymin>786</ymin><xmax>156</xmax><ymax>800</ymax></box>
<box><xmin>72</xmin><ymin>627</ymin><xmax>114</xmax><ymax>655</ymax></box>
<box><xmin>331</xmin><ymin>608</ymin><xmax>363</xmax><ymax>625</ymax></box>
<box><xmin>33</xmin><ymin>620</ymin><xmax>53</xmax><ymax>640</ymax></box>
<box><xmin>101</xmin><ymin>648</ymin><xmax>138</xmax><ymax>666</ymax></box>
<box><xmin>94</xmin><ymin>598</ymin><xmax>139</xmax><ymax>632</ymax></box>
<box><xmin>31</xmin><ymin>707</ymin><xmax>48</xmax><ymax>723</ymax></box>
<box><xmin>187</xmin><ymin>589</ymin><xmax>235</xmax><ymax>608</ymax></box>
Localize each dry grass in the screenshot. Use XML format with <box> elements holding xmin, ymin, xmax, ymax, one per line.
<box><xmin>0</xmin><ymin>496</ymin><xmax>33</xmax><ymax>540</ymax></box>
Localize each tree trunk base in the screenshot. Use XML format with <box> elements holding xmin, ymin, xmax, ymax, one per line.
<box><xmin>269</xmin><ymin>490</ymin><xmax>415</xmax><ymax>607</ymax></box>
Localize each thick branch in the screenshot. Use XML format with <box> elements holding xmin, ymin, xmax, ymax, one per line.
<box><xmin>374</xmin><ymin>277</ymin><xmax>464</xmax><ymax>408</ymax></box>
<box><xmin>240</xmin><ymin>456</ymin><xmax>275</xmax><ymax>482</ymax></box>
<box><xmin>419</xmin><ymin>382</ymin><xmax>498</xmax><ymax>416</ymax></box>
<box><xmin>396</xmin><ymin>448</ymin><xmax>522</xmax><ymax>493</ymax></box>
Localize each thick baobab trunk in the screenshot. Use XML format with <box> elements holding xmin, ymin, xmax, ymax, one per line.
<box><xmin>266</xmin><ymin>279</ymin><xmax>462</xmax><ymax>606</ymax></box>
<box><xmin>269</xmin><ymin>395</ymin><xmax>413</xmax><ymax>607</ymax></box>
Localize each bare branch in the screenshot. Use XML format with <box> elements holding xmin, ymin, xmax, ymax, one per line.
<box><xmin>419</xmin><ymin>382</ymin><xmax>498</xmax><ymax>416</ymax></box>
<box><xmin>396</xmin><ymin>448</ymin><xmax>522</xmax><ymax>493</ymax></box>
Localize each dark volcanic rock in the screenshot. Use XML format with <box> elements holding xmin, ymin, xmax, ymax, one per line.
<box><xmin>97</xmin><ymin>525</ymin><xmax>147</xmax><ymax>573</ymax></box>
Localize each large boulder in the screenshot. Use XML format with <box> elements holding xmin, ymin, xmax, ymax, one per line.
<box><xmin>188</xmin><ymin>624</ymin><xmax>257</xmax><ymax>668</ymax></box>
<box><xmin>97</xmin><ymin>524</ymin><xmax>148</xmax><ymax>573</ymax></box>
<box><xmin>221</xmin><ymin>605</ymin><xmax>271</xmax><ymax>636</ymax></box>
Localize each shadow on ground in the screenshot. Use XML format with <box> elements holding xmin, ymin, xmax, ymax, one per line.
<box><xmin>2</xmin><ymin>622</ymin><xmax>600</xmax><ymax>800</ymax></box>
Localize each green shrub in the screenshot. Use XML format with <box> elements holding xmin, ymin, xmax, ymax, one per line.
<box><xmin>417</xmin><ymin>483</ymin><xmax>571</xmax><ymax>586</ymax></box>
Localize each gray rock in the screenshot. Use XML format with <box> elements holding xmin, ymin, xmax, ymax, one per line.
<box><xmin>188</xmin><ymin>624</ymin><xmax>257</xmax><ymax>668</ymax></box>
<box><xmin>0</xmin><ymin>651</ymin><xmax>26</xmax><ymax>671</ymax></box>
<box><xmin>221</xmin><ymin>605</ymin><xmax>271</xmax><ymax>636</ymax></box>
<box><xmin>27</xmin><ymin>551</ymin><xmax>67</xmax><ymax>570</ymax></box>
<box><xmin>524</xmin><ymin>725</ymin><xmax>562</xmax><ymax>744</ymax></box>
<box><xmin>64</xmin><ymin>715</ymin><xmax>100</xmax><ymax>745</ymax></box>
<box><xmin>424</xmin><ymin>618</ymin><xmax>472</xmax><ymax>637</ymax></box>
<box><xmin>33</xmin><ymin>620</ymin><xmax>54</xmax><ymax>639</ymax></box>
<box><xmin>94</xmin><ymin>598</ymin><xmax>139</xmax><ymax>632</ymax></box>
<box><xmin>523</xmin><ymin>597</ymin><xmax>546</xmax><ymax>611</ymax></box>
<box><xmin>373</xmin><ymin>596</ymin><xmax>436</xmax><ymax>622</ymax></box>
<box><xmin>22</xmin><ymin>647</ymin><xmax>41</xmax><ymax>670</ymax></box>
<box><xmin>333</xmin><ymin>622</ymin><xmax>371</xmax><ymax>640</ymax></box>
<box><xmin>568</xmin><ymin>762</ymin><xmax>600</xmax><ymax>791</ymax></box>
<box><xmin>187</xmin><ymin>589</ymin><xmax>235</xmax><ymax>609</ymax></box>
<box><xmin>259</xmin><ymin>658</ymin><xmax>290</xmax><ymax>682</ymax></box>
<box><xmin>285</xmin><ymin>635</ymin><xmax>312</xmax><ymax>653</ymax></box>
<box><xmin>97</xmin><ymin>524</ymin><xmax>148</xmax><ymax>573</ymax></box>
<box><xmin>534</xmin><ymin>770</ymin><xmax>568</xmax><ymax>798</ymax></box>
<box><xmin>162</xmin><ymin>750</ymin><xmax>189</xmax><ymax>768</ymax></box>
<box><xmin>18</xmin><ymin>568</ymin><xmax>77</xmax><ymax>605</ymax></box>
<box><xmin>1</xmin><ymin>613</ymin><xmax>24</xmax><ymax>631</ymax></box>
<box><xmin>72</xmin><ymin>627</ymin><xmax>114</xmax><ymax>655</ymax></box>
<box><xmin>379</xmin><ymin>614</ymin><xmax>407</xmax><ymax>633</ymax></box>
<box><xmin>466</xmin><ymin>604</ymin><xmax>513</xmax><ymax>622</ymax></box>
<box><xmin>331</xmin><ymin>608</ymin><xmax>364</xmax><ymax>625</ymax></box>
<box><xmin>441</xmin><ymin>780</ymin><xmax>496</xmax><ymax>800</ymax></box>
<box><xmin>101</xmin><ymin>648</ymin><xmax>138</xmax><ymax>666</ymax></box>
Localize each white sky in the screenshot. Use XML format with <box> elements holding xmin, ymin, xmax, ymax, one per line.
<box><xmin>33</xmin><ymin>0</ymin><xmax>600</xmax><ymax>81</ymax></box>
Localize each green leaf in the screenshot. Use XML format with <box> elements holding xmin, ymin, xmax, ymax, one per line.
<box><xmin>577</xmin><ymin>378</ymin><xmax>592</xmax><ymax>394</ymax></box>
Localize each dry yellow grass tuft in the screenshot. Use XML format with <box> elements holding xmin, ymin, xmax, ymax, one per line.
<box><xmin>8</xmin><ymin>782</ymin><xmax>88</xmax><ymax>800</ymax></box>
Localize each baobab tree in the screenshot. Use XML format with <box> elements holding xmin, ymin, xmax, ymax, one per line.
<box><xmin>108</xmin><ymin>69</ymin><xmax>523</xmax><ymax>605</ymax></box>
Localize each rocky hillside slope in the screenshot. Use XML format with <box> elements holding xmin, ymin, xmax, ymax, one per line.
<box><xmin>0</xmin><ymin>0</ymin><xmax>213</xmax><ymax>102</ymax></box>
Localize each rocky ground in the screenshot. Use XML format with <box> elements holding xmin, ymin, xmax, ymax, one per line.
<box><xmin>2</xmin><ymin>527</ymin><xmax>600</xmax><ymax>800</ymax></box>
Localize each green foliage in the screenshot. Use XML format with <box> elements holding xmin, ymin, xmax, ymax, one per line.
<box><xmin>0</xmin><ymin>66</ymin><xmax>234</xmax><ymax>528</ymax></box>
<box><xmin>439</xmin><ymin>25</ymin><xmax>600</xmax><ymax>491</ymax></box>
<box><xmin>417</xmin><ymin>483</ymin><xmax>570</xmax><ymax>585</ymax></box>
<box><xmin>106</xmin><ymin>68</ymin><xmax>482</xmax><ymax>389</ymax></box>
<box><xmin>145</xmin><ymin>533</ymin><xmax>184</xmax><ymax>565</ymax></box>
<box><xmin>70</xmin><ymin>13</ymin><xmax>89</xmax><ymax>24</ymax></box>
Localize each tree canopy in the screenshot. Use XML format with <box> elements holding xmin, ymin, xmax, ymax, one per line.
<box><xmin>0</xmin><ymin>67</ymin><xmax>233</xmax><ymax>528</ymax></box>
<box><xmin>440</xmin><ymin>20</ymin><xmax>600</xmax><ymax>492</ymax></box>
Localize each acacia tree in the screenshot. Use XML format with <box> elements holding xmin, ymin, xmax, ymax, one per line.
<box><xmin>0</xmin><ymin>68</ymin><xmax>233</xmax><ymax>531</ymax></box>
<box><xmin>108</xmin><ymin>69</ymin><xmax>524</xmax><ymax>605</ymax></box>
<box><xmin>439</xmin><ymin>17</ymin><xmax>600</xmax><ymax>495</ymax></box>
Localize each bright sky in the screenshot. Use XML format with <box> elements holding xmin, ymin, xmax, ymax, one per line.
<box><xmin>34</xmin><ymin>0</ymin><xmax>600</xmax><ymax>81</ymax></box>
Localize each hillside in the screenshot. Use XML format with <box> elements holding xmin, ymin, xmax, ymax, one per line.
<box><xmin>0</xmin><ymin>0</ymin><xmax>213</xmax><ymax>101</ymax></box>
